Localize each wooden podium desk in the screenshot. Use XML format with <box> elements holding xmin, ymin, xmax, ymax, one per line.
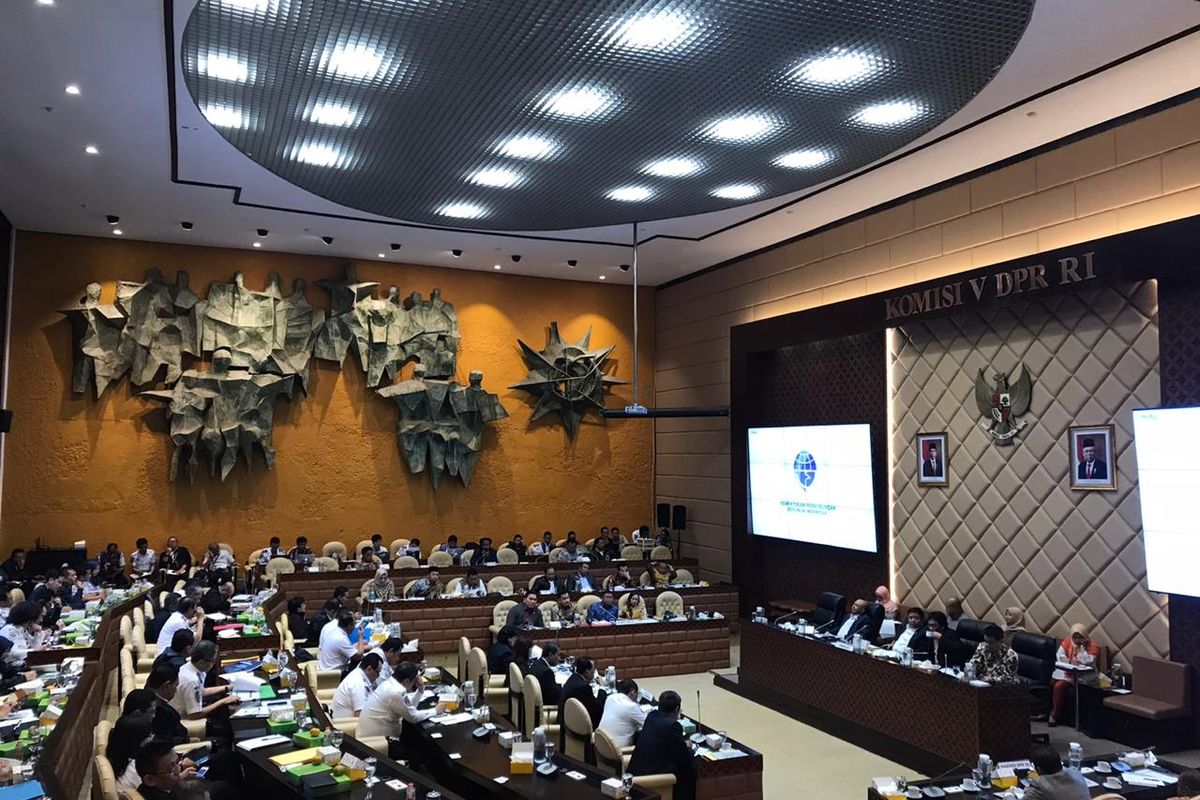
<box><xmin>735</xmin><ymin>622</ymin><xmax>1030</xmax><ymax>774</ymax></box>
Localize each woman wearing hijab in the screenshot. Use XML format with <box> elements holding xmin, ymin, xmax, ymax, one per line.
<box><xmin>1049</xmin><ymin>623</ymin><xmax>1100</xmax><ymax>726</ymax></box>
<box><xmin>874</xmin><ymin>586</ymin><xmax>900</xmax><ymax>620</ymax></box>
<box><xmin>1001</xmin><ymin>607</ymin><xmax>1026</xmax><ymax>645</ymax></box>
<box><xmin>369</xmin><ymin>567</ymin><xmax>395</xmax><ymax>602</ymax></box>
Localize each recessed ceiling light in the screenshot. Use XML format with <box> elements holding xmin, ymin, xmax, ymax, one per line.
<box><xmin>793</xmin><ymin>50</ymin><xmax>881</xmax><ymax>86</ymax></box>
<box><xmin>606</xmin><ymin>186</ymin><xmax>654</xmax><ymax>202</ymax></box>
<box><xmin>774</xmin><ymin>149</ymin><xmax>834</xmax><ymax>169</ymax></box>
<box><xmin>324</xmin><ymin>42</ymin><xmax>387</xmax><ymax>81</ymax></box>
<box><xmin>252</xmin><ymin>242</ymin><xmax>262</xmax><ymax>248</ymax></box>
<box><xmin>853</xmin><ymin>100</ymin><xmax>925</xmax><ymax>127</ymax></box>
<box><xmin>711</xmin><ymin>183</ymin><xmax>763</xmax><ymax>200</ymax></box>
<box><xmin>703</xmin><ymin>114</ymin><xmax>777</xmax><ymax>142</ymax></box>
<box><xmin>220</xmin><ymin>0</ymin><xmax>270</xmax><ymax>11</ymax></box>
<box><xmin>599</xmin><ymin>275</ymin><xmax>606</xmax><ymax>280</ymax></box>
<box><xmin>198</xmin><ymin>53</ymin><xmax>251</xmax><ymax>83</ymax></box>
<box><xmin>643</xmin><ymin>157</ymin><xmax>701</xmax><ymax>177</ymax></box>
<box><xmin>308</xmin><ymin>102</ymin><xmax>359</xmax><ymax>127</ymax></box>
<box><xmin>111</xmin><ymin>229</ymin><xmax>123</xmax><ymax>235</ymax></box>
<box><xmin>35</xmin><ymin>0</ymin><xmax>54</xmax><ymax>6</ymax></box>
<box><xmin>541</xmin><ymin>86</ymin><xmax>614</xmax><ymax>119</ymax></box>
<box><xmin>378</xmin><ymin>253</ymin><xmax>386</xmax><ymax>258</ymax></box>
<box><xmin>493</xmin><ymin>264</ymin><xmax>502</xmax><ymax>270</ymax></box>
<box><xmin>202</xmin><ymin>103</ymin><xmax>248</xmax><ymax>129</ymax></box>
<box><xmin>290</xmin><ymin>142</ymin><xmax>349</xmax><ymax>168</ymax></box>
<box><xmin>611</xmin><ymin>11</ymin><xmax>696</xmax><ymax>51</ymax></box>
<box><xmin>64</xmin><ymin>84</ymin><xmax>80</xmax><ymax>96</ymax></box>
<box><xmin>84</xmin><ymin>145</ymin><xmax>99</xmax><ymax>155</ymax></box>
<box><xmin>468</xmin><ymin>167</ymin><xmax>524</xmax><ymax>188</ymax></box>
<box><xmin>496</xmin><ymin>135</ymin><xmax>557</xmax><ymax>160</ymax></box>
<box><xmin>438</xmin><ymin>202</ymin><xmax>485</xmax><ymax>219</ymax></box>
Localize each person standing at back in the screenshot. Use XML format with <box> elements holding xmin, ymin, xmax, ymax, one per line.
<box><xmin>1023</xmin><ymin>744</ymin><xmax>1090</xmax><ymax>800</ymax></box>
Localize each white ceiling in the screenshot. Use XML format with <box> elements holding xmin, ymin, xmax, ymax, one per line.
<box><xmin>1</xmin><ymin>0</ymin><xmax>1198</xmax><ymax>287</ymax></box>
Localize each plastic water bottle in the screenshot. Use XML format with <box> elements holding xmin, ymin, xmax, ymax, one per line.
<box><xmin>464</xmin><ymin>681</ymin><xmax>477</xmax><ymax>710</ymax></box>
<box><xmin>532</xmin><ymin>726</ymin><xmax>547</xmax><ymax>763</ymax></box>
<box><xmin>369</xmin><ymin>586</ymin><xmax>377</xmax><ymax>603</ymax></box>
<box><xmin>605</xmin><ymin>665</ymin><xmax>616</xmax><ymax>690</ymax></box>
<box><xmin>374</xmin><ymin>606</ymin><xmax>383</xmax><ymax>626</ymax></box>
<box><xmin>1068</xmin><ymin>742</ymin><xmax>1083</xmax><ymax>770</ymax></box>
<box><xmin>964</xmin><ymin>662</ymin><xmax>976</xmax><ymax>682</ymax></box>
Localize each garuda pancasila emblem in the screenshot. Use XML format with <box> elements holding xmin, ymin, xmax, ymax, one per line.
<box><xmin>974</xmin><ymin>365</ymin><xmax>1033</xmax><ymax>446</ymax></box>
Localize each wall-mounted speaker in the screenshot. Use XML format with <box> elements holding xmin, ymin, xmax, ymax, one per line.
<box><xmin>672</xmin><ymin>504</ymin><xmax>687</xmax><ymax>530</ymax></box>
<box><xmin>0</xmin><ymin>410</ymin><xmax>11</xmax><ymax>433</ymax></box>
<box><xmin>656</xmin><ymin>503</ymin><xmax>670</xmax><ymax>528</ymax></box>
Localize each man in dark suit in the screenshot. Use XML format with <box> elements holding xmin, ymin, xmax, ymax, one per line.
<box><xmin>628</xmin><ymin>690</ymin><xmax>696</xmax><ymax>800</ymax></box>
<box><xmin>531</xmin><ymin>566</ymin><xmax>560</xmax><ymax>595</ymax></box>
<box><xmin>1077</xmin><ymin>438</ymin><xmax>1108</xmax><ymax>480</ymax></box>
<box><xmin>526</xmin><ymin>642</ymin><xmax>562</xmax><ymax>706</ymax></box>
<box><xmin>922</xmin><ymin>443</ymin><xmax>943</xmax><ymax>477</ymax></box>
<box><xmin>470</xmin><ymin>537</ymin><xmax>499</xmax><ymax>566</ymax></box>
<box><xmin>558</xmin><ymin>656</ymin><xmax>608</xmax><ymax>730</ymax></box>
<box><xmin>488</xmin><ymin>625</ymin><xmax>517</xmax><ymax>676</ymax></box>
<box><xmin>145</xmin><ymin>662</ymin><xmax>189</xmax><ymax>745</ymax></box>
<box><xmin>834</xmin><ymin>599</ymin><xmax>873</xmax><ymax>640</ymax></box>
<box><xmin>915</xmin><ymin>611</ymin><xmax>965</xmax><ymax>668</ymax></box>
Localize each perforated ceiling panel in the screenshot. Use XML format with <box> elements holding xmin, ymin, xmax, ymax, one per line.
<box><xmin>180</xmin><ymin>0</ymin><xmax>1034</xmax><ymax>231</ymax></box>
<box><xmin>891</xmin><ymin>282</ymin><xmax>1166</xmax><ymax>667</ymax></box>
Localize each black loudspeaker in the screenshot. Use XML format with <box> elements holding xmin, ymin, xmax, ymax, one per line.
<box><xmin>672</xmin><ymin>505</ymin><xmax>687</xmax><ymax>530</ymax></box>
<box><xmin>0</xmin><ymin>410</ymin><xmax>11</xmax><ymax>433</ymax></box>
<box><xmin>656</xmin><ymin>503</ymin><xmax>670</xmax><ymax>528</ymax></box>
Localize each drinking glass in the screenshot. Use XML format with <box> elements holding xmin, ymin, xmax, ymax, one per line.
<box><xmin>544</xmin><ymin>742</ymin><xmax>555</xmax><ymax>762</ymax></box>
<box><xmin>365</xmin><ymin>756</ymin><xmax>377</xmax><ymax>782</ymax></box>
<box><xmin>621</xmin><ymin>773</ymin><xmax>635</xmax><ymax>794</ymax></box>
<box><xmin>328</xmin><ymin>728</ymin><xmax>344</xmax><ymax>749</ymax></box>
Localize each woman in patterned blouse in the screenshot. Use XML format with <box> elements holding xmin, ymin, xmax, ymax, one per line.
<box><xmin>967</xmin><ymin>624</ymin><xmax>1020</xmax><ymax>684</ymax></box>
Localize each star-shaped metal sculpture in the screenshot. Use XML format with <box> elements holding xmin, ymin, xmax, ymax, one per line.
<box><xmin>510</xmin><ymin>321</ymin><xmax>624</xmax><ymax>438</ymax></box>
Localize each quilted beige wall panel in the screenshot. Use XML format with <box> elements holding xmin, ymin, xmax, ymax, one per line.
<box><xmin>891</xmin><ymin>281</ymin><xmax>1166</xmax><ymax>666</ymax></box>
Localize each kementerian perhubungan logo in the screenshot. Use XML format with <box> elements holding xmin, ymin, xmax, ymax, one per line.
<box><xmin>793</xmin><ymin>451</ymin><xmax>817</xmax><ymax>490</ymax></box>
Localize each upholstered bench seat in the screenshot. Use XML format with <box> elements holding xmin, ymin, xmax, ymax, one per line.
<box><xmin>1102</xmin><ymin>694</ymin><xmax>1188</xmax><ymax>721</ymax></box>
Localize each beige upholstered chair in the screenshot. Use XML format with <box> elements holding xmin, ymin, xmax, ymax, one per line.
<box><xmin>460</xmin><ymin>548</ymin><xmax>475</xmax><ymax>565</ymax></box>
<box><xmin>120</xmin><ymin>615</ymin><xmax>134</xmax><ymax>647</ymax></box>
<box><xmin>650</xmin><ymin>545</ymin><xmax>672</xmax><ymax>560</ymax></box>
<box><xmin>527</xmin><ymin>575</ymin><xmax>541</xmax><ymax>589</ymax></box>
<box><xmin>328</xmin><ymin>717</ymin><xmax>389</xmax><ymax>755</ymax></box>
<box><xmin>171</xmin><ymin>579</ymin><xmax>186</xmax><ymax>594</ymax></box>
<box><xmin>314</xmin><ymin>556</ymin><xmax>340</xmax><ymax>572</ymax></box>
<box><xmin>488</xmin><ymin>576</ymin><xmax>513</xmax><ymax>595</ymax></box>
<box><xmin>393</xmin><ymin>555</ymin><xmax>420</xmax><ymax>569</ymax></box>
<box><xmin>445</xmin><ymin>577</ymin><xmax>463</xmax><ymax>595</ymax></box>
<box><xmin>358</xmin><ymin>579</ymin><xmax>375</xmax><ymax>600</ymax></box>
<box><xmin>617</xmin><ymin>593</ymin><xmax>631</xmax><ymax>614</ymax></box>
<box><xmin>246</xmin><ymin>548</ymin><xmax>264</xmax><ymax>571</ymax></box>
<box><xmin>468</xmin><ymin>646</ymin><xmax>507</xmax><ymax>709</ymax></box>
<box><xmin>507</xmin><ymin>661</ymin><xmax>525</xmax><ymax>729</ymax></box>
<box><xmin>218</xmin><ymin>543</ymin><xmax>236</xmax><ymax>560</ymax></box>
<box><xmin>402</xmin><ymin>579</ymin><xmax>419</xmax><ymax>597</ymax></box>
<box><xmin>389</xmin><ymin>538</ymin><xmax>409</xmax><ymax>554</ymax></box>
<box><xmin>118</xmin><ymin>789</ymin><xmax>147</xmax><ymax>800</ymax></box>
<box><xmin>538</xmin><ymin>600</ymin><xmax>557</xmax><ymax>626</ymax></box>
<box><xmin>496</xmin><ymin>547</ymin><xmax>519</xmax><ymax>564</ymax></box>
<box><xmin>576</xmin><ymin>594</ymin><xmax>601</xmax><ymax>618</ymax></box>
<box><xmin>620</xmin><ymin>545</ymin><xmax>642</xmax><ymax>560</ymax></box>
<box><xmin>265</xmin><ymin>557</ymin><xmax>295</xmax><ymax>587</ymax></box>
<box><xmin>584</xmin><ymin>537</ymin><xmax>596</xmax><ymax>548</ymax></box>
<box><xmin>490</xmin><ymin>600</ymin><xmax>516</xmax><ymax>635</ymax></box>
<box><xmin>548</xmin><ymin>547</ymin><xmax>564</xmax><ymax>562</ymax></box>
<box><xmin>562</xmin><ymin>697</ymin><xmax>594</xmax><ymax>762</ymax></box>
<box><xmin>132</xmin><ymin>606</ymin><xmax>145</xmax><ymax>630</ymax></box>
<box><xmin>94</xmin><ymin>753</ymin><xmax>119</xmax><ymax>800</ymax></box>
<box><xmin>633</xmin><ymin>774</ymin><xmax>677</xmax><ymax>800</ymax></box>
<box><xmin>458</xmin><ymin>637</ymin><xmax>471</xmax><ymax>683</ymax></box>
<box><xmin>522</xmin><ymin>674</ymin><xmax>559</xmax><ymax>739</ymax></box>
<box><xmin>322</xmin><ymin>541</ymin><xmax>348</xmax><ymax>560</ymax></box>
<box><xmin>1093</xmin><ymin>794</ymin><xmax>1127</xmax><ymax>800</ymax></box>
<box><xmin>428</xmin><ymin>550</ymin><xmax>453</xmax><ymax>568</ymax></box>
<box><xmin>674</xmin><ymin>568</ymin><xmax>694</xmax><ymax>585</ymax></box>
<box><xmin>7</xmin><ymin>588</ymin><xmax>23</xmax><ymax>605</ymax></box>
<box><xmin>593</xmin><ymin>728</ymin><xmax>633</xmax><ymax>777</ymax></box>
<box><xmin>302</xmin><ymin>661</ymin><xmax>342</xmax><ymax>703</ymax></box>
<box><xmin>354</xmin><ymin>539</ymin><xmax>373</xmax><ymax>557</ymax></box>
<box><xmin>655</xmin><ymin>591</ymin><xmax>684</xmax><ymax>619</ymax></box>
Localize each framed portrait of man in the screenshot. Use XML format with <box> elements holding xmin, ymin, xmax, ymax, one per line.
<box><xmin>1069</xmin><ymin>424</ymin><xmax>1116</xmax><ymax>491</ymax></box>
<box><xmin>915</xmin><ymin>432</ymin><xmax>948</xmax><ymax>487</ymax></box>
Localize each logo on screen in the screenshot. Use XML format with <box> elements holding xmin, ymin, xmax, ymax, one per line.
<box><xmin>793</xmin><ymin>451</ymin><xmax>817</xmax><ymax>489</ymax></box>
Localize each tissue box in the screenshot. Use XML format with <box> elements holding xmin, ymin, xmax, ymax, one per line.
<box><xmin>510</xmin><ymin>742</ymin><xmax>534</xmax><ymax>774</ymax></box>
<box><xmin>498</xmin><ymin>731</ymin><xmax>520</xmax><ymax>750</ymax></box>
<box><xmin>600</xmin><ymin>777</ymin><xmax>626</xmax><ymax>797</ymax></box>
<box><xmin>268</xmin><ymin>718</ymin><xmax>299</xmax><ymax>735</ymax></box>
<box><xmin>679</xmin><ymin>718</ymin><xmax>697</xmax><ymax>736</ymax></box>
<box><xmin>316</xmin><ymin>745</ymin><xmax>342</xmax><ymax>765</ymax></box>
<box><xmin>292</xmin><ymin>730</ymin><xmax>325</xmax><ymax>748</ymax></box>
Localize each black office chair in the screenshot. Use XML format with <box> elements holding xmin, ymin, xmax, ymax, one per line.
<box><xmin>864</xmin><ymin>601</ymin><xmax>886</xmax><ymax>641</ymax></box>
<box><xmin>955</xmin><ymin>618</ymin><xmax>989</xmax><ymax>655</ymax></box>
<box><xmin>1011</xmin><ymin>632</ymin><xmax>1057</xmax><ymax>716</ymax></box>
<box><xmin>810</xmin><ymin>592</ymin><xmax>846</xmax><ymax>630</ymax></box>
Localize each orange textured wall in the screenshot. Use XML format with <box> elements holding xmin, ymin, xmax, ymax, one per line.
<box><xmin>1</xmin><ymin>232</ymin><xmax>655</xmax><ymax>558</ymax></box>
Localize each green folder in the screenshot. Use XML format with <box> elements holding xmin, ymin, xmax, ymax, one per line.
<box><xmin>259</xmin><ymin>685</ymin><xmax>277</xmax><ymax>700</ymax></box>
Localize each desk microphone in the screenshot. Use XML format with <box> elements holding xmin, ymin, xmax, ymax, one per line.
<box><xmin>774</xmin><ymin>610</ymin><xmax>803</xmax><ymax>627</ymax></box>
<box><xmin>814</xmin><ymin>618</ymin><xmax>838</xmax><ymax>633</ymax></box>
<box><xmin>696</xmin><ymin>689</ymin><xmax>703</xmax><ymax>731</ymax></box>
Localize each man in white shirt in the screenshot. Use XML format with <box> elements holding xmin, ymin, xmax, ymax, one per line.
<box><xmin>835</xmin><ymin>599</ymin><xmax>871</xmax><ymax>640</ymax></box>
<box><xmin>891</xmin><ymin>608</ymin><xmax>925</xmax><ymax>652</ymax></box>
<box><xmin>257</xmin><ymin>537</ymin><xmax>287</xmax><ymax>565</ymax></box>
<box><xmin>567</xmin><ymin>562</ymin><xmax>595</xmax><ymax>593</ymax></box>
<box><xmin>598</xmin><ymin>679</ymin><xmax>648</xmax><ymax>748</ymax></box>
<box><xmin>368</xmin><ymin>637</ymin><xmax>406</xmax><ymax>682</ymax></box>
<box><xmin>357</xmin><ymin>662</ymin><xmax>445</xmax><ymax>739</ymax></box>
<box><xmin>330</xmin><ymin>653</ymin><xmax>382</xmax><ymax>720</ymax></box>
<box><xmin>130</xmin><ymin>538</ymin><xmax>157</xmax><ymax>576</ymax></box>
<box><xmin>155</xmin><ymin>598</ymin><xmax>204</xmax><ymax>654</ymax></box>
<box><xmin>453</xmin><ymin>568</ymin><xmax>487</xmax><ymax>598</ymax></box>
<box><xmin>527</xmin><ymin>532</ymin><xmax>555</xmax><ymax>558</ymax></box>
<box><xmin>172</xmin><ymin>641</ymin><xmax>239</xmax><ymax>719</ymax></box>
<box><xmin>318</xmin><ymin>611</ymin><xmax>366</xmax><ymax>671</ymax></box>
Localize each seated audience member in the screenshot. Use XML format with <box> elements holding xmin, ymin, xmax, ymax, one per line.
<box><xmin>436</xmin><ymin>535</ymin><xmax>460</xmax><ymax>556</ymax></box>
<box><xmin>358</xmin><ymin>546</ymin><xmax>381</xmax><ymax>568</ymax></box>
<box><xmin>528</xmin><ymin>531</ymin><xmax>555</xmax><ymax>558</ymax></box>
<box><xmin>176</xmin><ymin>779</ymin><xmax>212</xmax><ymax>800</ymax></box>
<box><xmin>200</xmin><ymin>543</ymin><xmax>234</xmax><ymax>585</ymax></box>
<box><xmin>318</xmin><ymin>611</ymin><xmax>366</xmax><ymax>670</ymax></box>
<box><xmin>591</xmin><ymin>534</ymin><xmax>614</xmax><ymax>562</ymax></box>
<box><xmin>0</xmin><ymin>549</ymin><xmax>27</xmax><ymax>586</ymax></box>
<box><xmin>527</xmin><ymin>642</ymin><xmax>563</xmax><ymax>705</ymax></box>
<box><xmin>369</xmin><ymin>567</ymin><xmax>396</xmax><ymax>601</ymax></box>
<box><xmin>944</xmin><ymin>597</ymin><xmax>965</xmax><ymax>630</ymax></box>
<box><xmin>401</xmin><ymin>538</ymin><xmax>422</xmax><ymax>559</ymax></box>
<box><xmin>453</xmin><ymin>568</ymin><xmax>487</xmax><ymax>598</ymax></box>
<box><xmin>628</xmin><ymin>690</ymin><xmax>696</xmax><ymax>800</ymax></box>
<box><xmin>655</xmin><ymin>528</ymin><xmax>672</xmax><ymax>547</ymax></box>
<box><xmin>97</xmin><ymin>542</ymin><xmax>129</xmax><ymax>588</ymax></box>
<box><xmin>330</xmin><ymin>652</ymin><xmax>382</xmax><ymax>719</ymax></box>
<box><xmin>78</xmin><ymin>565</ymin><xmax>103</xmax><ymax>598</ymax></box>
<box><xmin>919</xmin><ymin>611</ymin><xmax>964</xmax><ymax>668</ymax></box>
<box><xmin>145</xmin><ymin>663</ymin><xmax>188</xmax><ymax>744</ymax></box>
<box><xmin>874</xmin><ymin>585</ymin><xmax>900</xmax><ymax>620</ymax></box>
<box><xmin>650</xmin><ymin>561</ymin><xmax>676</xmax><ymax>588</ymax></box>
<box><xmin>368</xmin><ymin>636</ymin><xmax>406</xmax><ymax>682</ymax></box>
<box><xmin>308</xmin><ymin>599</ymin><xmax>338</xmax><ymax>643</ymax></box>
<box><xmin>286</xmin><ymin>597</ymin><xmax>310</xmax><ymax>645</ymax></box>
<box><xmin>891</xmin><ymin>608</ymin><xmax>925</xmax><ymax>652</ymax></box>
<box><xmin>357</xmin><ymin>661</ymin><xmax>445</xmax><ymax>739</ymax></box>
<box><xmin>599</xmin><ymin>679</ymin><xmax>648</xmax><ymax>748</ymax></box>
<box><xmin>109</xmin><ymin>689</ymin><xmax>158</xmax><ymax>793</ymax></box>
<box><xmin>471</xmin><ymin>537</ymin><xmax>499</xmax><ymax>565</ymax></box>
<box><xmin>158</xmin><ymin>537</ymin><xmax>193</xmax><ymax>579</ymax></box>
<box><xmin>257</xmin><ymin>536</ymin><xmax>287</xmax><ymax>565</ymax></box>
<box><xmin>1023</xmin><ymin>743</ymin><xmax>1090</xmax><ymax>800</ymax></box>
<box><xmin>588</xmin><ymin>591</ymin><xmax>620</xmax><ymax>624</ymax></box>
<box><xmin>1002</xmin><ymin>606</ymin><xmax>1027</xmax><ymax>645</ymax></box>
<box><xmin>555</xmin><ymin>536</ymin><xmax>583</xmax><ymax>563</ymax></box>
<box><xmin>135</xmin><ymin>739</ymin><xmax>231</xmax><ymax>800</ymax></box>
<box><xmin>834</xmin><ymin>599</ymin><xmax>872</xmax><ymax>640</ymax></box>
<box><xmin>154</xmin><ymin>628</ymin><xmax>195</xmax><ymax>671</ymax></box>
<box><xmin>369</xmin><ymin>534</ymin><xmax>390</xmax><ymax>563</ymax></box>
<box><xmin>622</xmin><ymin>593</ymin><xmax>647</xmax><ymax>620</ymax></box>
<box><xmin>131</xmin><ymin>538</ymin><xmax>158</xmax><ymax>578</ymax></box>
<box><xmin>147</xmin><ymin>593</ymin><xmax>180</xmax><ymax>642</ymax></box>
<box><xmin>610</xmin><ymin>526</ymin><xmax>623</xmax><ymax>545</ymax></box>
<box><xmin>512</xmin><ymin>636</ymin><xmax>534</xmax><ymax>674</ymax></box>
<box><xmin>288</xmin><ymin>536</ymin><xmax>314</xmax><ymax>562</ymax></box>
<box><xmin>0</xmin><ymin>601</ymin><xmax>48</xmax><ymax>664</ymax></box>
<box><xmin>603</xmin><ymin>565</ymin><xmax>635</xmax><ymax>592</ymax></box>
<box><xmin>531</xmin><ymin>566</ymin><xmax>560</xmax><ymax>595</ymax></box>
<box><xmin>30</xmin><ymin>571</ymin><xmax>65</xmax><ymax>625</ymax></box>
<box><xmin>488</xmin><ymin>625</ymin><xmax>517</xmax><ymax>676</ymax></box>
<box><xmin>56</xmin><ymin>567</ymin><xmax>86</xmax><ymax>610</ymax></box>
<box><xmin>201</xmin><ymin>582</ymin><xmax>234</xmax><ymax>615</ymax></box>
<box><xmin>330</xmin><ymin>586</ymin><xmax>352</xmax><ymax>612</ymax></box>
<box><xmin>174</xmin><ymin>641</ymin><xmax>239</xmax><ymax>721</ymax></box>
<box><xmin>0</xmin><ymin>639</ymin><xmax>36</xmax><ymax>691</ymax></box>
<box><xmin>1169</xmin><ymin>770</ymin><xmax>1200</xmax><ymax>800</ymax></box>
<box><xmin>552</xmin><ymin>591</ymin><xmax>580</xmax><ymax>626</ymax></box>
<box><xmin>567</xmin><ymin>562</ymin><xmax>596</xmax><ymax>593</ymax></box>
<box><xmin>406</xmin><ymin>567</ymin><xmax>444</xmax><ymax>599</ymax></box>
<box><xmin>506</xmin><ymin>534</ymin><xmax>527</xmax><ymax>561</ymax></box>
<box><xmin>968</xmin><ymin>624</ymin><xmax>1019</xmax><ymax>684</ymax></box>
<box><xmin>156</xmin><ymin>597</ymin><xmax>204</xmax><ymax>654</ymax></box>
<box><xmin>507</xmin><ymin>591</ymin><xmax>547</xmax><ymax>629</ymax></box>
<box><xmin>559</xmin><ymin>655</ymin><xmax>607</xmax><ymax>729</ymax></box>
<box><xmin>1049</xmin><ymin>623</ymin><xmax>1100</xmax><ymax>726</ymax></box>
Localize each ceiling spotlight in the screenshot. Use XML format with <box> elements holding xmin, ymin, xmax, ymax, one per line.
<box><xmin>112</xmin><ymin>229</ymin><xmax>123</xmax><ymax>236</ymax></box>
<box><xmin>496</xmin><ymin>135</ymin><xmax>557</xmax><ymax>160</ymax></box>
<box><xmin>438</xmin><ymin>202</ymin><xmax>485</xmax><ymax>219</ymax></box>
<box><xmin>711</xmin><ymin>183</ymin><xmax>763</xmax><ymax>200</ymax></box>
<box><xmin>451</xmin><ymin>249</ymin><xmax>463</xmax><ymax>258</ymax></box>
<box><xmin>252</xmin><ymin>242</ymin><xmax>262</xmax><ymax>248</ymax></box>
<box><xmin>307</xmin><ymin>102</ymin><xmax>359</xmax><ymax>127</ymax></box>
<box><xmin>703</xmin><ymin>114</ymin><xmax>777</xmax><ymax>142</ymax></box>
<box><xmin>774</xmin><ymin>149</ymin><xmax>833</xmax><ymax>169</ymax></box>
<box><xmin>643</xmin><ymin>157</ymin><xmax>701</xmax><ymax>177</ymax></box>
<box><xmin>323</xmin><ymin>42</ymin><xmax>388</xmax><ymax>81</ymax></box>
<box><xmin>321</xmin><ymin>236</ymin><xmax>334</xmax><ymax>245</ymax></box>
<box><xmin>256</xmin><ymin>228</ymin><xmax>268</xmax><ymax>237</ymax></box>
<box><xmin>198</xmin><ymin>53</ymin><xmax>251</xmax><ymax>83</ymax></box>
<box><xmin>180</xmin><ymin>221</ymin><xmax>194</xmax><ymax>231</ymax></box>
<box><xmin>599</xmin><ymin>275</ymin><xmax>606</xmax><ymax>280</ymax></box>
<box><xmin>64</xmin><ymin>84</ymin><xmax>80</xmax><ymax>96</ymax></box>
<box><xmin>377</xmin><ymin>253</ymin><xmax>386</xmax><ymax>258</ymax></box>
<box><xmin>390</xmin><ymin>243</ymin><xmax>401</xmax><ymax>251</ymax></box>
<box><xmin>202</xmin><ymin>103</ymin><xmax>247</xmax><ymax>129</ymax></box>
<box><xmin>468</xmin><ymin>167</ymin><xmax>523</xmax><ymax>188</ymax></box>
<box><xmin>36</xmin><ymin>0</ymin><xmax>54</xmax><ymax>5</ymax></box>
<box><xmin>607</xmin><ymin>185</ymin><xmax>654</xmax><ymax>202</ymax></box>
<box><xmin>852</xmin><ymin>100</ymin><xmax>925</xmax><ymax>127</ymax></box>
<box><xmin>567</xmin><ymin>260</ymin><xmax>577</xmax><ymax>268</ymax></box>
<box><xmin>541</xmin><ymin>86</ymin><xmax>614</xmax><ymax>119</ymax></box>
<box><xmin>221</xmin><ymin>0</ymin><xmax>270</xmax><ymax>12</ymax></box>
<box><xmin>619</xmin><ymin>264</ymin><xmax>630</xmax><ymax>272</ymax></box>
<box><xmin>85</xmin><ymin>145</ymin><xmax>99</xmax><ymax>155</ymax></box>
<box><xmin>793</xmin><ymin>50</ymin><xmax>881</xmax><ymax>85</ymax></box>
<box><xmin>290</xmin><ymin>142</ymin><xmax>349</xmax><ymax>168</ymax></box>
<box><xmin>106</xmin><ymin>215</ymin><xmax>120</xmax><ymax>225</ymax></box>
<box><xmin>493</xmin><ymin>264</ymin><xmax>502</xmax><ymax>270</ymax></box>
<box><xmin>611</xmin><ymin>11</ymin><xmax>696</xmax><ymax>51</ymax></box>
<box><xmin>510</xmin><ymin>255</ymin><xmax>521</xmax><ymax>263</ymax></box>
